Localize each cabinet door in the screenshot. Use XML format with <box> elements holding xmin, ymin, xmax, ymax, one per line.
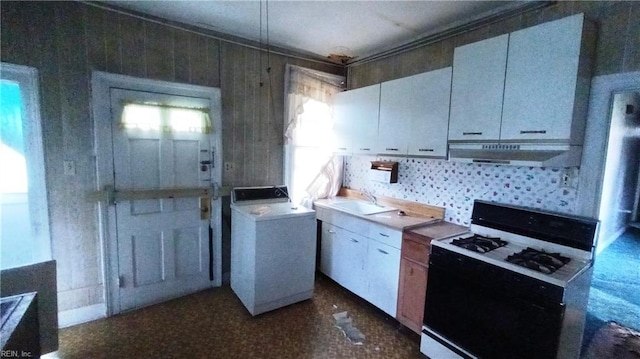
<box><xmin>377</xmin><ymin>76</ymin><xmax>412</xmax><ymax>155</ymax></box>
<box><xmin>449</xmin><ymin>35</ymin><xmax>509</xmax><ymax>141</ymax></box>
<box><xmin>501</xmin><ymin>14</ymin><xmax>585</xmax><ymax>142</ymax></box>
<box><xmin>320</xmin><ymin>222</ymin><xmax>367</xmax><ymax>297</ymax></box>
<box><xmin>339</xmin><ymin>230</ymin><xmax>368</xmax><ymax>298</ymax></box>
<box><xmin>366</xmin><ymin>239</ymin><xmax>401</xmax><ymax>316</ymax></box>
<box><xmin>408</xmin><ymin>67</ymin><xmax>452</xmax><ymax>157</ymax></box>
<box><xmin>320</xmin><ymin>222</ymin><xmax>340</xmax><ymax>279</ymax></box>
<box><xmin>350</xmin><ymin>84</ymin><xmax>381</xmax><ymax>155</ymax></box>
<box><xmin>331</xmin><ymin>91</ymin><xmax>353</xmax><ymax>154</ymax></box>
<box><xmin>397</xmin><ymin>258</ymin><xmax>428</xmax><ymax>334</ymax></box>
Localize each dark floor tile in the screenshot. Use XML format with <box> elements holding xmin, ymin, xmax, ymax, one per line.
<box><xmin>54</xmin><ymin>275</ymin><xmax>422</xmax><ymax>359</ymax></box>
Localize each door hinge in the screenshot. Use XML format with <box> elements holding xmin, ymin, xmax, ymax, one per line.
<box><xmin>118</xmin><ymin>275</ymin><xmax>125</xmax><ymax>288</ymax></box>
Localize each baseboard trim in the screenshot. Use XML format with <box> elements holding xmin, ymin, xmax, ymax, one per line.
<box><xmin>596</xmin><ymin>226</ymin><xmax>629</xmax><ymax>255</ymax></box>
<box><xmin>58</xmin><ymin>303</ymin><xmax>106</xmax><ymax>328</ymax></box>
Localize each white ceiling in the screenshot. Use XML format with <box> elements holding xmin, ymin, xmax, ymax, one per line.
<box><xmin>104</xmin><ymin>1</ymin><xmax>525</xmax><ymax>62</ymax></box>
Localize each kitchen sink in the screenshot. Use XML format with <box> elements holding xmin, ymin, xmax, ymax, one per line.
<box><xmin>330</xmin><ymin>200</ymin><xmax>396</xmax><ymax>215</ymax></box>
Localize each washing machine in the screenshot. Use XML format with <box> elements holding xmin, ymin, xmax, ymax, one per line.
<box><xmin>230</xmin><ymin>186</ymin><xmax>316</xmax><ymax>315</ymax></box>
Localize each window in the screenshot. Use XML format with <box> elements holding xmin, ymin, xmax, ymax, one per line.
<box><xmin>288</xmin><ymin>99</ymin><xmax>334</xmax><ymax>204</ymax></box>
<box><xmin>0</xmin><ymin>63</ymin><xmax>50</xmax><ymax>269</ymax></box>
<box><xmin>284</xmin><ymin>65</ymin><xmax>345</xmax><ymax>206</ymax></box>
<box><xmin>120</xmin><ymin>103</ymin><xmax>212</xmax><ymax>133</ymax></box>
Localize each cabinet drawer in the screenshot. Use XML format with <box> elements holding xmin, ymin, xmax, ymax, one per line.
<box><xmin>368</xmin><ymin>223</ymin><xmax>402</xmax><ymax>249</ymax></box>
<box><xmin>401</xmin><ymin>237</ymin><xmax>430</xmax><ymax>265</ymax></box>
<box><xmin>316</xmin><ymin>207</ymin><xmax>369</xmax><ymax>235</ymax></box>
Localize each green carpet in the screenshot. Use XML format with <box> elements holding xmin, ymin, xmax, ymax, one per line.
<box><xmin>582</xmin><ymin>227</ymin><xmax>640</xmax><ymax>354</ymax></box>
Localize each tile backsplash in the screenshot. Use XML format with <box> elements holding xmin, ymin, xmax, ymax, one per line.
<box><xmin>343</xmin><ymin>156</ymin><xmax>579</xmax><ymax>226</ymax></box>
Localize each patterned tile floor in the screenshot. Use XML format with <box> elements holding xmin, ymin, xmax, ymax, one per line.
<box><xmin>50</xmin><ymin>275</ymin><xmax>423</xmax><ymax>359</ymax></box>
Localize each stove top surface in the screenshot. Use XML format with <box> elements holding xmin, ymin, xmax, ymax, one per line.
<box><xmin>506</xmin><ymin>247</ymin><xmax>571</xmax><ymax>274</ymax></box>
<box><xmin>433</xmin><ymin>225</ymin><xmax>593</xmax><ymax>287</ymax></box>
<box><xmin>451</xmin><ymin>234</ymin><xmax>508</xmax><ymax>253</ymax></box>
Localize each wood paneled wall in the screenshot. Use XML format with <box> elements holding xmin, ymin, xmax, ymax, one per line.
<box><xmin>348</xmin><ymin>1</ymin><xmax>640</xmax><ymax>88</ymax></box>
<box><xmin>3</xmin><ymin>0</ymin><xmax>636</xmax><ymax>315</ymax></box>
<box><xmin>0</xmin><ymin>1</ymin><xmax>343</xmax><ymax>312</ymax></box>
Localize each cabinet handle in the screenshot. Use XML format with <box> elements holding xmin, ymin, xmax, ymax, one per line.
<box><xmin>328</xmin><ymin>230</ymin><xmax>336</xmax><ymax>234</ymax></box>
<box><xmin>462</xmin><ymin>132</ymin><xmax>483</xmax><ymax>135</ymax></box>
<box><xmin>385</xmin><ymin>148</ymin><xmax>398</xmax><ymax>151</ymax></box>
<box><xmin>350</xmin><ymin>238</ymin><xmax>359</xmax><ymax>243</ymax></box>
<box><xmin>418</xmin><ymin>148</ymin><xmax>434</xmax><ymax>152</ymax></box>
<box><xmin>520</xmin><ymin>130</ymin><xmax>547</xmax><ymax>134</ymax></box>
<box><xmin>360</xmin><ymin>148</ymin><xmax>370</xmax><ymax>151</ymax></box>
<box><xmin>337</xmin><ymin>147</ymin><xmax>347</xmax><ymax>151</ymax></box>
<box><xmin>377</xmin><ymin>248</ymin><xmax>389</xmax><ymax>255</ymax></box>
<box><xmin>379</xmin><ymin>233</ymin><xmax>389</xmax><ymax>237</ymax></box>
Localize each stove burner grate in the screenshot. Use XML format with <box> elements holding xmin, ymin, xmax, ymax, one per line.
<box><xmin>506</xmin><ymin>247</ymin><xmax>571</xmax><ymax>274</ymax></box>
<box><xmin>451</xmin><ymin>234</ymin><xmax>508</xmax><ymax>253</ymax></box>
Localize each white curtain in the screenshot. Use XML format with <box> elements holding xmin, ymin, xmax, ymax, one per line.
<box><xmin>284</xmin><ymin>65</ymin><xmax>345</xmax><ymax>207</ymax></box>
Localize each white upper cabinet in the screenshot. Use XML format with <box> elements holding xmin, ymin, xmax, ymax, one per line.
<box><xmin>408</xmin><ymin>67</ymin><xmax>452</xmax><ymax>157</ymax></box>
<box><xmin>377</xmin><ymin>67</ymin><xmax>453</xmax><ymax>157</ymax></box>
<box><xmin>377</xmin><ymin>76</ymin><xmax>413</xmax><ymax>155</ymax></box>
<box><xmin>501</xmin><ymin>14</ymin><xmax>593</xmax><ymax>144</ymax></box>
<box><xmin>350</xmin><ymin>84</ymin><xmax>381</xmax><ymax>154</ymax></box>
<box><xmin>448</xmin><ymin>14</ymin><xmax>594</xmax><ymax>147</ymax></box>
<box><xmin>332</xmin><ymin>84</ymin><xmax>380</xmax><ymax>155</ymax></box>
<box><xmin>331</xmin><ymin>90</ymin><xmax>355</xmax><ymax>155</ymax></box>
<box><xmin>448</xmin><ymin>34</ymin><xmax>509</xmax><ymax>142</ymax></box>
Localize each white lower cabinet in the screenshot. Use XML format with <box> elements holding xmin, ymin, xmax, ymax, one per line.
<box><xmin>319</xmin><ymin>219</ymin><xmax>401</xmax><ymax>317</ymax></box>
<box><xmin>366</xmin><ymin>239</ymin><xmax>401</xmax><ymax>316</ymax></box>
<box><xmin>320</xmin><ymin>222</ymin><xmax>367</xmax><ymax>298</ymax></box>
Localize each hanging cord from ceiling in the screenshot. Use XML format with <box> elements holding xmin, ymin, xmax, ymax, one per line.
<box><xmin>257</xmin><ymin>0</ymin><xmax>278</xmax><ymax>148</ymax></box>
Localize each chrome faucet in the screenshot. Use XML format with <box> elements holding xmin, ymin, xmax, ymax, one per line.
<box><xmin>361</xmin><ymin>189</ymin><xmax>377</xmax><ymax>206</ymax></box>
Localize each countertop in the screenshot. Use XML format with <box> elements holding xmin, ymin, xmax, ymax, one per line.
<box><xmin>314</xmin><ymin>197</ymin><xmax>441</xmax><ymax>231</ymax></box>
<box><xmin>407</xmin><ymin>221</ymin><xmax>469</xmax><ymax>241</ymax></box>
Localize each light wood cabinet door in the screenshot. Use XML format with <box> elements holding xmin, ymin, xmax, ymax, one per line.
<box><xmin>449</xmin><ymin>34</ymin><xmax>509</xmax><ymax>142</ymax></box>
<box><xmin>397</xmin><ymin>232</ymin><xmax>432</xmax><ymax>334</ymax></box>
<box><xmin>501</xmin><ymin>14</ymin><xmax>588</xmax><ymax>143</ymax></box>
<box><xmin>397</xmin><ymin>257</ymin><xmax>428</xmax><ymax>334</ymax></box>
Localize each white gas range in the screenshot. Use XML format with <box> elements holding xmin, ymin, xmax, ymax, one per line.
<box><xmin>421</xmin><ymin>200</ymin><xmax>599</xmax><ymax>359</ymax></box>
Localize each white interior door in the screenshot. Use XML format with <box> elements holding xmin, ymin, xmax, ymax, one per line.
<box><xmin>110</xmin><ymin>88</ymin><xmax>217</xmax><ymax>312</ymax></box>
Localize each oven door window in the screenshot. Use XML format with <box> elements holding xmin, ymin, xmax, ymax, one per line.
<box><xmin>424</xmin><ymin>264</ymin><xmax>565</xmax><ymax>359</ymax></box>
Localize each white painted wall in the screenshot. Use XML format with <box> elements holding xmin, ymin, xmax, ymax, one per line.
<box><xmin>576</xmin><ymin>71</ymin><xmax>640</xmax><ymax>252</ymax></box>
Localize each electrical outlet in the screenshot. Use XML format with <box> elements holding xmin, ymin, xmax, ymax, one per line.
<box><xmin>560</xmin><ymin>168</ymin><xmax>578</xmax><ymax>189</ymax></box>
<box><xmin>224</xmin><ymin>162</ymin><xmax>234</xmax><ymax>172</ymax></box>
<box><xmin>63</xmin><ymin>160</ymin><xmax>76</xmax><ymax>175</ymax></box>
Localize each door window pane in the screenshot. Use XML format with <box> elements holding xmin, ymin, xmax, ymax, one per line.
<box><xmin>0</xmin><ymin>64</ymin><xmax>50</xmax><ymax>270</ymax></box>
<box><xmin>1</xmin><ymin>80</ymin><xmax>32</xmax><ymax>268</ymax></box>
<box><xmin>1</xmin><ymin>81</ymin><xmax>28</xmax><ymax>192</ymax></box>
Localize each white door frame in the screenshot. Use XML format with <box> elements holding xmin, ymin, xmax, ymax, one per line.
<box><xmin>91</xmin><ymin>71</ymin><xmax>223</xmax><ymax>315</ymax></box>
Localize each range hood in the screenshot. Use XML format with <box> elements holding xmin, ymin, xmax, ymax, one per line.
<box><xmin>448</xmin><ymin>143</ymin><xmax>582</xmax><ymax>167</ymax></box>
